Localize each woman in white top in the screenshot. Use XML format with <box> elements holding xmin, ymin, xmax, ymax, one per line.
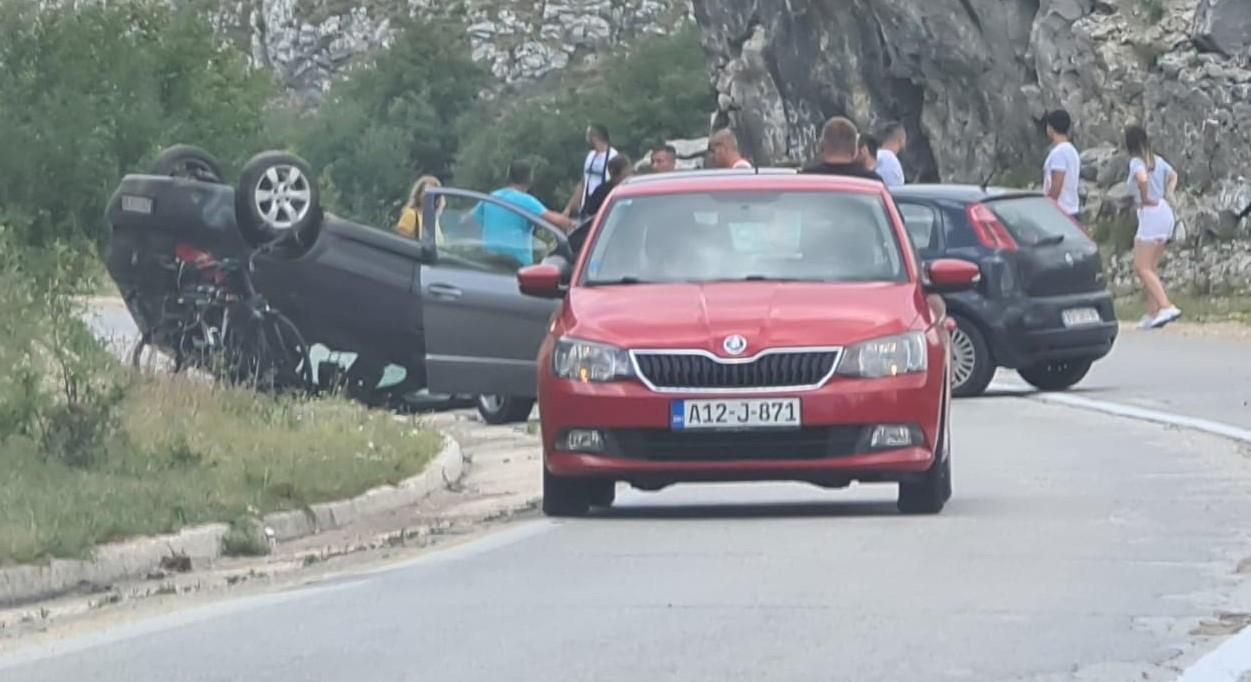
<box><xmin>1124</xmin><ymin>124</ymin><xmax>1181</xmax><ymax>329</ymax></box>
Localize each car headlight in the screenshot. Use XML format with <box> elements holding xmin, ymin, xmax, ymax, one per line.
<box><xmin>836</xmin><ymin>332</ymin><xmax>928</xmax><ymax>378</ymax></box>
<box><xmin>553</xmin><ymin>337</ymin><xmax>634</xmax><ymax>383</ymax></box>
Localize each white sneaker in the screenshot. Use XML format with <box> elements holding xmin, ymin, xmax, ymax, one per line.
<box><xmin>1136</xmin><ymin>314</ymin><xmax>1154</xmax><ymax>330</ymax></box>
<box><xmin>1149</xmin><ymin>306</ymin><xmax>1181</xmax><ymax>328</ymax></box>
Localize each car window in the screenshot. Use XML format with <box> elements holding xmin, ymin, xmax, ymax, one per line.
<box><xmin>583</xmin><ymin>191</ymin><xmax>905</xmax><ymax>285</ymax></box>
<box><xmin>987</xmin><ymin>196</ymin><xmax>1088</xmax><ymax>246</ymax></box>
<box><xmin>896</xmin><ymin>202</ymin><xmax>939</xmax><ymax>253</ymax></box>
<box><xmin>434</xmin><ymin>195</ymin><xmax>556</xmax><ymax>275</ymax></box>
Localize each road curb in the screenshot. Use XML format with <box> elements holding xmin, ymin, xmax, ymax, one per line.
<box><xmin>0</xmin><ymin>434</ymin><xmax>465</xmax><ymax>608</ymax></box>
<box><xmin>989</xmin><ymin>381</ymin><xmax>1251</xmax><ymax>446</ymax></box>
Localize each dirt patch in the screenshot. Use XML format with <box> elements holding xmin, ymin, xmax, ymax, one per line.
<box><xmin>1190</xmin><ymin>611</ymin><xmax>1251</xmax><ymax>636</ymax></box>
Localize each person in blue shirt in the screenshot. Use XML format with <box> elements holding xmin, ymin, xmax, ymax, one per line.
<box><xmin>471</xmin><ymin>160</ymin><xmax>573</xmax><ymax>266</ymax></box>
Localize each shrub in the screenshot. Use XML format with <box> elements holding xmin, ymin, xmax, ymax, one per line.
<box><xmin>0</xmin><ymin>0</ymin><xmax>270</xmax><ymax>249</ymax></box>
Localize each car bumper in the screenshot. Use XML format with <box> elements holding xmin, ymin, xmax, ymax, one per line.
<box><xmin>538</xmin><ymin>371</ymin><xmax>943</xmax><ymax>485</ymax></box>
<box><xmin>986</xmin><ymin>291</ymin><xmax>1118</xmax><ymax>368</ymax></box>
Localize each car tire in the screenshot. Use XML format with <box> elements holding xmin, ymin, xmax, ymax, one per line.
<box><xmin>150</xmin><ymin>144</ymin><xmax>225</xmax><ymax>184</ymax></box>
<box><xmin>949</xmin><ymin>314</ymin><xmax>995</xmax><ymax>398</ymax></box>
<box><xmin>1017</xmin><ymin>359</ymin><xmax>1093</xmax><ymax>392</ymax></box>
<box><xmin>235</xmin><ymin>151</ymin><xmax>322</xmax><ymax>250</ymax></box>
<box><xmin>542</xmin><ymin>468</ymin><xmax>591</xmax><ymax>517</ymax></box>
<box><xmin>587</xmin><ymin>480</ymin><xmax>616</xmax><ymax>508</ymax></box>
<box><xmin>897</xmin><ymin>419</ymin><xmax>952</xmax><ymax>515</ymax></box>
<box><xmin>476</xmin><ymin>394</ymin><xmax>535</xmax><ymax>425</ymax></box>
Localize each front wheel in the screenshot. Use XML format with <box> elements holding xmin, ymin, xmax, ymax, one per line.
<box><xmin>542</xmin><ymin>468</ymin><xmax>591</xmax><ymax>517</ymax></box>
<box><xmin>898</xmin><ymin>427</ymin><xmax>952</xmax><ymax>515</ymax></box>
<box><xmin>476</xmin><ymin>394</ymin><xmax>535</xmax><ymax>424</ymax></box>
<box><xmin>1017</xmin><ymin>359</ymin><xmax>1093</xmax><ymax>392</ymax></box>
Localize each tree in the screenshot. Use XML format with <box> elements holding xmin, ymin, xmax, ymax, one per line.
<box><xmin>0</xmin><ymin>0</ymin><xmax>270</xmax><ymax>250</ymax></box>
<box><xmin>281</xmin><ymin>17</ymin><xmax>489</xmax><ymax>226</ymax></box>
<box><xmin>453</xmin><ymin>24</ymin><xmax>716</xmax><ymax>207</ymax></box>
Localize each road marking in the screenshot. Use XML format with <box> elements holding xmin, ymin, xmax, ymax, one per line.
<box><xmin>1176</xmin><ymin>625</ymin><xmax>1251</xmax><ymax>682</ymax></box>
<box><xmin>989</xmin><ymin>381</ymin><xmax>1251</xmax><ymax>445</ymax></box>
<box><xmin>991</xmin><ymin>381</ymin><xmax>1251</xmax><ymax>681</ymax></box>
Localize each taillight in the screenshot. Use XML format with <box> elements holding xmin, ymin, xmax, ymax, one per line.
<box><xmin>174</xmin><ymin>243</ymin><xmax>213</xmax><ymax>264</ymax></box>
<box><xmin>966</xmin><ymin>203</ymin><xmax>1018</xmax><ymax>251</ymax></box>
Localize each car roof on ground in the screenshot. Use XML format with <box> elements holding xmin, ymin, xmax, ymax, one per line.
<box><xmin>889</xmin><ymin>184</ymin><xmax>1043</xmax><ymax>203</ymax></box>
<box><xmin>615</xmin><ymin>168</ymin><xmax>886</xmax><ymax>197</ymax></box>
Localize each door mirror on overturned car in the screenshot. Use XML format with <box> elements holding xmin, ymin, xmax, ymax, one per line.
<box><xmin>923</xmin><ymin>258</ymin><xmax>981</xmax><ymax>294</ymax></box>
<box><xmin>518</xmin><ymin>256</ymin><xmax>571</xmax><ymax>299</ymax></box>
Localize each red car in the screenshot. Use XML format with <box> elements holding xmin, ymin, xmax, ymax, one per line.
<box><xmin>515</xmin><ymin>170</ymin><xmax>981</xmax><ymax>516</ymax></box>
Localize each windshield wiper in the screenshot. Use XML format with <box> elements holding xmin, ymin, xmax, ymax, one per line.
<box><xmin>591</xmin><ymin>276</ymin><xmax>651</xmax><ymax>285</ymax></box>
<box><xmin>1030</xmin><ymin>234</ymin><xmax>1065</xmax><ymax>247</ymax></box>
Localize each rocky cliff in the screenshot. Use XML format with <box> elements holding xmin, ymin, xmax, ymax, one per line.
<box><xmin>205</xmin><ymin>0</ymin><xmax>690</xmax><ymax>101</ymax></box>
<box><xmin>694</xmin><ymin>0</ymin><xmax>1251</xmax><ymax>243</ymax></box>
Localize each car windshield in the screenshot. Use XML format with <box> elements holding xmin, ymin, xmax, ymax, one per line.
<box><xmin>987</xmin><ymin>196</ymin><xmax>1089</xmax><ymax>246</ymax></box>
<box><xmin>582</xmin><ymin>191</ymin><xmax>906</xmax><ymax>285</ymax></box>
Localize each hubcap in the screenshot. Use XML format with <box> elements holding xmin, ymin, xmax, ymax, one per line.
<box><xmin>478</xmin><ymin>394</ymin><xmax>504</xmax><ymax>413</ymax></box>
<box><xmin>254</xmin><ymin>165</ymin><xmax>312</xmax><ymax>231</ymax></box>
<box><xmin>950</xmin><ymin>326</ymin><xmax>977</xmax><ymax>389</ymax></box>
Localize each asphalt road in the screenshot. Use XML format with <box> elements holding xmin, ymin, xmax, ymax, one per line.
<box><xmin>57</xmin><ymin>301</ymin><xmax>1251</xmax><ymax>679</ymax></box>
<box><xmin>5</xmin><ymin>395</ymin><xmax>1251</xmax><ymax>681</ymax></box>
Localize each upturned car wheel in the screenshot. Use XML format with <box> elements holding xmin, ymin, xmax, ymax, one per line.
<box><xmin>476</xmin><ymin>394</ymin><xmax>535</xmax><ymax>425</ymax></box>
<box><xmin>949</xmin><ymin>314</ymin><xmax>994</xmax><ymax>398</ymax></box>
<box><xmin>542</xmin><ymin>468</ymin><xmax>591</xmax><ymax>517</ymax></box>
<box><xmin>151</xmin><ymin>145</ymin><xmax>225</xmax><ymax>184</ymax></box>
<box><xmin>235</xmin><ymin>151</ymin><xmax>321</xmax><ymax>250</ymax></box>
<box><xmin>1017</xmin><ymin>359</ymin><xmax>1093</xmax><ymax>392</ymax></box>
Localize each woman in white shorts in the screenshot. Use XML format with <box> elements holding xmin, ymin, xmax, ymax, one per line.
<box><xmin>1124</xmin><ymin>125</ymin><xmax>1181</xmax><ymax>329</ymax></box>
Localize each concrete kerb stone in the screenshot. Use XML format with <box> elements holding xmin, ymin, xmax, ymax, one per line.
<box><xmin>0</xmin><ymin>433</ymin><xmax>465</xmax><ymax>608</ymax></box>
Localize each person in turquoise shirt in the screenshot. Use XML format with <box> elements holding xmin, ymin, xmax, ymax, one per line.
<box><xmin>472</xmin><ymin>160</ymin><xmax>573</xmax><ymax>266</ymax></box>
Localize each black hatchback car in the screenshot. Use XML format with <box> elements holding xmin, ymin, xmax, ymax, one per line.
<box><xmin>889</xmin><ymin>185</ymin><xmax>1118</xmax><ymax>397</ymax></box>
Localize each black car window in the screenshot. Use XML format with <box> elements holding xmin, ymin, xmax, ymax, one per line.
<box><xmin>896</xmin><ymin>202</ymin><xmax>939</xmax><ymax>253</ymax></box>
<box><xmin>987</xmin><ymin>196</ymin><xmax>1089</xmax><ymax>246</ymax></box>
<box><xmin>435</xmin><ymin>196</ymin><xmax>556</xmax><ymax>275</ymax></box>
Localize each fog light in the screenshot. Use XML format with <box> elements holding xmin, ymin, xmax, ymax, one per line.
<box><xmin>869</xmin><ymin>425</ymin><xmax>919</xmax><ymax>450</ymax></box>
<box><xmin>561</xmin><ymin>429</ymin><xmax>605</xmax><ymax>453</ymax></box>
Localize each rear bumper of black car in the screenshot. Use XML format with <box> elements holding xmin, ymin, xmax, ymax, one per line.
<box><xmin>975</xmin><ymin>291</ymin><xmax>1119</xmax><ymax>369</ymax></box>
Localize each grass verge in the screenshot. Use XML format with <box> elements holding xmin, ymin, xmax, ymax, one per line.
<box><xmin>0</xmin><ymin>376</ymin><xmax>441</xmax><ymax>565</ymax></box>
<box><xmin>1114</xmin><ymin>294</ymin><xmax>1251</xmax><ymax>326</ymax></box>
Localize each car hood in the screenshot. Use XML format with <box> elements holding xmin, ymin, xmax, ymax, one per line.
<box><xmin>562</xmin><ymin>281</ymin><xmax>923</xmax><ymax>351</ymax></box>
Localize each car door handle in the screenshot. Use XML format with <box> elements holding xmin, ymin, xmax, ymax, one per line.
<box><xmin>427</xmin><ymin>283</ymin><xmax>463</xmax><ymax>300</ymax></box>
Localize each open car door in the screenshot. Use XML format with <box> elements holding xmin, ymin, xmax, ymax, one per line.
<box><xmin>418</xmin><ymin>188</ymin><xmax>570</xmax><ymax>399</ymax></box>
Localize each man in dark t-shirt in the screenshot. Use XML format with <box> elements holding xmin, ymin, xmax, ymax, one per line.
<box><xmin>801</xmin><ymin>116</ymin><xmax>884</xmax><ymax>182</ymax></box>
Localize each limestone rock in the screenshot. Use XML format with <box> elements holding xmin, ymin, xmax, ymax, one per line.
<box><xmin>1193</xmin><ymin>0</ymin><xmax>1251</xmax><ymax>56</ymax></box>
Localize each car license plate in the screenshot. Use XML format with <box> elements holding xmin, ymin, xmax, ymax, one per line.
<box><xmin>1062</xmin><ymin>307</ymin><xmax>1101</xmax><ymax>327</ymax></box>
<box><xmin>671</xmin><ymin>398</ymin><xmax>801</xmax><ymax>430</ymax></box>
<box><xmin>121</xmin><ymin>194</ymin><xmax>154</xmax><ymax>215</ymax></box>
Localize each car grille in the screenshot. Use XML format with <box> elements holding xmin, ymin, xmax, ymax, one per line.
<box><xmin>607</xmin><ymin>427</ymin><xmax>866</xmax><ymax>461</ymax></box>
<box><xmin>631</xmin><ymin>350</ymin><xmax>840</xmax><ymax>391</ymax></box>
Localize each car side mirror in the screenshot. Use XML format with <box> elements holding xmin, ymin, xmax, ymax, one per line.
<box><xmin>924</xmin><ymin>258</ymin><xmax>981</xmax><ymax>294</ymax></box>
<box><xmin>518</xmin><ymin>259</ymin><xmax>569</xmax><ymax>299</ymax></box>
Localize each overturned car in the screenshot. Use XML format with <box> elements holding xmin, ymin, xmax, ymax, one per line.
<box><xmin>104</xmin><ymin>145</ymin><xmax>572</xmax><ymax>423</ymax></box>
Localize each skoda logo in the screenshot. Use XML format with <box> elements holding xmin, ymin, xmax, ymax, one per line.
<box><xmin>1065</xmin><ymin>252</ymin><xmax>1075</xmax><ymax>267</ymax></box>
<box><xmin>723</xmin><ymin>334</ymin><xmax>748</xmax><ymax>356</ymax></box>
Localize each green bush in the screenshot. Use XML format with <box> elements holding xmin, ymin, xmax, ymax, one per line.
<box><xmin>0</xmin><ymin>0</ymin><xmax>270</xmax><ymax>249</ymax></box>
<box><xmin>274</xmin><ymin>17</ymin><xmax>489</xmax><ymax>226</ymax></box>
<box><xmin>453</xmin><ymin>25</ymin><xmax>716</xmax><ymax>207</ymax></box>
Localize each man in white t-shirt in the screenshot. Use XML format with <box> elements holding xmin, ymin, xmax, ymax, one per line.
<box><xmin>565</xmin><ymin>124</ymin><xmax>619</xmax><ymax>220</ymax></box>
<box><xmin>874</xmin><ymin>121</ymin><xmax>907</xmax><ymax>187</ymax></box>
<box><xmin>708</xmin><ymin>128</ymin><xmax>753</xmax><ymax>170</ymax></box>
<box><xmin>1041</xmin><ymin>109</ymin><xmax>1081</xmax><ymax>219</ymax></box>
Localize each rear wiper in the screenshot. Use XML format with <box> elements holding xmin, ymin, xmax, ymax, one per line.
<box><xmin>1031</xmin><ymin>234</ymin><xmax>1065</xmax><ymax>247</ymax></box>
